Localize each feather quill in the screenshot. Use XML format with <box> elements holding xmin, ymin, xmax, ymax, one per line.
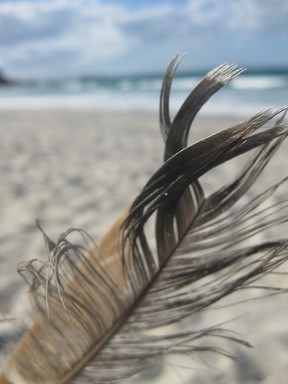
<box><xmin>1</xmin><ymin>57</ymin><xmax>288</xmax><ymax>383</ymax></box>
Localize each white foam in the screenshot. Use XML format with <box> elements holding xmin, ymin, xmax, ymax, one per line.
<box><xmin>231</xmin><ymin>75</ymin><xmax>286</xmax><ymax>90</ymax></box>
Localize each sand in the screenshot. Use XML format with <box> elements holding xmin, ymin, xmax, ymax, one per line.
<box><xmin>0</xmin><ymin>109</ymin><xmax>288</xmax><ymax>383</ymax></box>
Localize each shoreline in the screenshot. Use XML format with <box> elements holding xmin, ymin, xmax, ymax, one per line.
<box><xmin>0</xmin><ymin>92</ymin><xmax>281</xmax><ymax>118</ymax></box>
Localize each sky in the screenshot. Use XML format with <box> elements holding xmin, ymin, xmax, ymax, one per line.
<box><xmin>0</xmin><ymin>0</ymin><xmax>287</xmax><ymax>79</ymax></box>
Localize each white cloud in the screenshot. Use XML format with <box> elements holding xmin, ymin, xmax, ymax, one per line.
<box><xmin>0</xmin><ymin>0</ymin><xmax>287</xmax><ymax>78</ymax></box>
<box><xmin>0</xmin><ymin>0</ymin><xmax>137</xmax><ymax>77</ymax></box>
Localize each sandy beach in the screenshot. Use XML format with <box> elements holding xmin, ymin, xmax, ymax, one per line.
<box><xmin>1</xmin><ymin>109</ymin><xmax>288</xmax><ymax>383</ymax></box>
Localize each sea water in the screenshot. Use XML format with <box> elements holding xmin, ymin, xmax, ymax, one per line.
<box><xmin>0</xmin><ymin>68</ymin><xmax>287</xmax><ymax>116</ymax></box>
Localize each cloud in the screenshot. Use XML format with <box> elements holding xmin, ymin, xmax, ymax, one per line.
<box><xmin>0</xmin><ymin>0</ymin><xmax>137</xmax><ymax>77</ymax></box>
<box><xmin>0</xmin><ymin>0</ymin><xmax>287</xmax><ymax>78</ymax></box>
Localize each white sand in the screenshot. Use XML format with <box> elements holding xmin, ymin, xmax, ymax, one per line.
<box><xmin>0</xmin><ymin>109</ymin><xmax>288</xmax><ymax>383</ymax></box>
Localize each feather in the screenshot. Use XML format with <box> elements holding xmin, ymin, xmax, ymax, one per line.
<box><xmin>1</xmin><ymin>58</ymin><xmax>288</xmax><ymax>384</ymax></box>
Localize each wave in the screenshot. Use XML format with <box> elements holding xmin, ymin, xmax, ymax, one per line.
<box><xmin>113</xmin><ymin>74</ymin><xmax>288</xmax><ymax>93</ymax></box>
<box><xmin>0</xmin><ymin>71</ymin><xmax>287</xmax><ymax>116</ymax></box>
<box><xmin>231</xmin><ymin>75</ymin><xmax>287</xmax><ymax>90</ymax></box>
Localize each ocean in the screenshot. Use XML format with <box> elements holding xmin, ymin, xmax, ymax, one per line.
<box><xmin>0</xmin><ymin>68</ymin><xmax>287</xmax><ymax>116</ymax></box>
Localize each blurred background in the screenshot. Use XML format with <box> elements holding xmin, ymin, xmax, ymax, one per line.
<box><xmin>1</xmin><ymin>1</ymin><xmax>288</xmax><ymax>383</ymax></box>
<box><xmin>0</xmin><ymin>0</ymin><xmax>287</xmax><ymax>115</ymax></box>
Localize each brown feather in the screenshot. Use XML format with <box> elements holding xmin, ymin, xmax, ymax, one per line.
<box><xmin>1</xmin><ymin>59</ymin><xmax>288</xmax><ymax>384</ymax></box>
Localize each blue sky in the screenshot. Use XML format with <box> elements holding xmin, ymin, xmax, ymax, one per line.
<box><xmin>0</xmin><ymin>0</ymin><xmax>287</xmax><ymax>79</ymax></box>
